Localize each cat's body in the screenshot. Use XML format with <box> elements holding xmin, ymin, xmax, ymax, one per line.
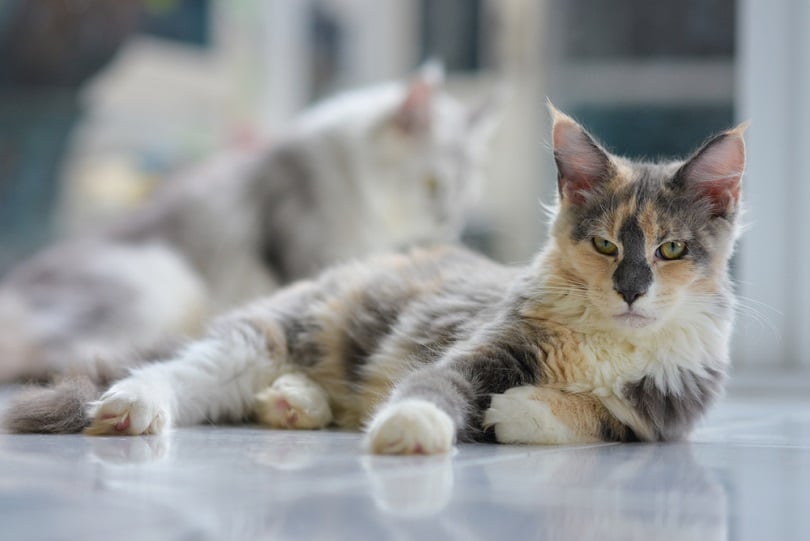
<box><xmin>0</xmin><ymin>66</ymin><xmax>496</xmax><ymax>383</ymax></box>
<box><xmin>4</xmin><ymin>107</ymin><xmax>745</xmax><ymax>453</ymax></box>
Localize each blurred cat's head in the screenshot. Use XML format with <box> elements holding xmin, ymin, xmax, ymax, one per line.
<box><xmin>544</xmin><ymin>105</ymin><xmax>746</xmax><ymax>334</ymax></box>
<box><xmin>289</xmin><ymin>63</ymin><xmax>500</xmax><ymax>253</ymax></box>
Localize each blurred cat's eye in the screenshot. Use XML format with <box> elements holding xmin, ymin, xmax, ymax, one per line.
<box><xmin>657</xmin><ymin>240</ymin><xmax>688</xmax><ymax>260</ymax></box>
<box><xmin>592</xmin><ymin>237</ymin><xmax>618</xmax><ymax>256</ymax></box>
<box><xmin>425</xmin><ymin>175</ymin><xmax>440</xmax><ymax>197</ymax></box>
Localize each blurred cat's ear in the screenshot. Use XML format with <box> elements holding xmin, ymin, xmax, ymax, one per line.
<box><xmin>674</xmin><ymin>124</ymin><xmax>747</xmax><ymax>218</ymax></box>
<box><xmin>393</xmin><ymin>61</ymin><xmax>445</xmax><ymax>134</ymax></box>
<box><xmin>465</xmin><ymin>86</ymin><xmax>507</xmax><ymax>151</ymax></box>
<box><xmin>549</xmin><ymin>101</ymin><xmax>613</xmax><ymax>206</ymax></box>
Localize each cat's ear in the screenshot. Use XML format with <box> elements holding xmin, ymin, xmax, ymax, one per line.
<box><xmin>465</xmin><ymin>86</ymin><xmax>507</xmax><ymax>152</ymax></box>
<box><xmin>549</xmin><ymin>101</ymin><xmax>613</xmax><ymax>206</ymax></box>
<box><xmin>673</xmin><ymin>124</ymin><xmax>747</xmax><ymax>218</ymax></box>
<box><xmin>393</xmin><ymin>61</ymin><xmax>445</xmax><ymax>134</ymax></box>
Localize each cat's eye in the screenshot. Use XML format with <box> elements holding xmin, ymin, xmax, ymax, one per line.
<box><xmin>425</xmin><ymin>175</ymin><xmax>440</xmax><ymax>197</ymax></box>
<box><xmin>657</xmin><ymin>240</ymin><xmax>687</xmax><ymax>260</ymax></box>
<box><xmin>592</xmin><ymin>237</ymin><xmax>618</xmax><ymax>256</ymax></box>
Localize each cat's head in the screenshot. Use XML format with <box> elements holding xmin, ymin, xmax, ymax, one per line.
<box><xmin>544</xmin><ymin>105</ymin><xmax>746</xmax><ymax>334</ymax></box>
<box><xmin>291</xmin><ymin>63</ymin><xmax>500</xmax><ymax>252</ymax></box>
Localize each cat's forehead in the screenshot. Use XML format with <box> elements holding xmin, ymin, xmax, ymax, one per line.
<box><xmin>570</xmin><ymin>158</ymin><xmax>706</xmax><ymax>240</ymax></box>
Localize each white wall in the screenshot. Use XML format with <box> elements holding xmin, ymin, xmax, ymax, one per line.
<box><xmin>736</xmin><ymin>0</ymin><xmax>810</xmax><ymax>368</ymax></box>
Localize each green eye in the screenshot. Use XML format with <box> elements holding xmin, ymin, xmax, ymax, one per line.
<box><xmin>592</xmin><ymin>237</ymin><xmax>618</xmax><ymax>256</ymax></box>
<box><xmin>657</xmin><ymin>240</ymin><xmax>687</xmax><ymax>260</ymax></box>
<box><xmin>425</xmin><ymin>175</ymin><xmax>440</xmax><ymax>197</ymax></box>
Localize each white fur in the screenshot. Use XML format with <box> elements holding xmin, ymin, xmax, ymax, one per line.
<box><xmin>85</xmin><ymin>320</ymin><xmax>278</xmax><ymax>435</ymax></box>
<box><xmin>484</xmin><ymin>386</ymin><xmax>595</xmax><ymax>445</ymax></box>
<box><xmin>254</xmin><ymin>373</ymin><xmax>333</xmax><ymax>429</ymax></box>
<box><xmin>365</xmin><ymin>399</ymin><xmax>455</xmax><ymax>455</ymax></box>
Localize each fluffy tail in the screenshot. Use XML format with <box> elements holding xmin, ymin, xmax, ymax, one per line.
<box><xmin>2</xmin><ymin>339</ymin><xmax>184</xmax><ymax>433</ymax></box>
<box><xmin>3</xmin><ymin>377</ymin><xmax>100</xmax><ymax>433</ymax></box>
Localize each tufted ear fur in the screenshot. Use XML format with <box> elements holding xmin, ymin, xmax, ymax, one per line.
<box><xmin>673</xmin><ymin>124</ymin><xmax>747</xmax><ymax>218</ymax></box>
<box><xmin>549</xmin><ymin>102</ymin><xmax>614</xmax><ymax>206</ymax></box>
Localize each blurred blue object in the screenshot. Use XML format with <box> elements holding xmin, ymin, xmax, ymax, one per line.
<box><xmin>0</xmin><ymin>0</ymin><xmax>211</xmax><ymax>274</ymax></box>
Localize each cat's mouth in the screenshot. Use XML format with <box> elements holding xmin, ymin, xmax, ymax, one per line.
<box><xmin>613</xmin><ymin>311</ymin><xmax>656</xmax><ymax>328</ymax></box>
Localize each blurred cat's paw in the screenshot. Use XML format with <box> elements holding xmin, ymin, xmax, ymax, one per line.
<box><xmin>365</xmin><ymin>399</ymin><xmax>455</xmax><ymax>455</ymax></box>
<box><xmin>84</xmin><ymin>381</ymin><xmax>171</xmax><ymax>436</ymax></box>
<box><xmin>254</xmin><ymin>373</ymin><xmax>333</xmax><ymax>430</ymax></box>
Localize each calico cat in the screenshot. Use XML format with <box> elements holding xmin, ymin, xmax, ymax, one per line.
<box><xmin>4</xmin><ymin>106</ymin><xmax>745</xmax><ymax>453</ymax></box>
<box><xmin>0</xmin><ymin>64</ymin><xmax>497</xmax><ymax>383</ymax></box>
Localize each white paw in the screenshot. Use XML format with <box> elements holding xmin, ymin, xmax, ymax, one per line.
<box><xmin>483</xmin><ymin>386</ymin><xmax>587</xmax><ymax>445</ymax></box>
<box><xmin>84</xmin><ymin>381</ymin><xmax>172</xmax><ymax>436</ymax></box>
<box><xmin>364</xmin><ymin>399</ymin><xmax>455</xmax><ymax>455</ymax></box>
<box><xmin>254</xmin><ymin>373</ymin><xmax>332</xmax><ymax>430</ymax></box>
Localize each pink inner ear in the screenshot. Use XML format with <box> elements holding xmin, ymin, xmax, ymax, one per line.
<box><xmin>394</xmin><ymin>80</ymin><xmax>433</xmax><ymax>134</ymax></box>
<box><xmin>682</xmin><ymin>132</ymin><xmax>745</xmax><ymax>216</ymax></box>
<box><xmin>553</xmin><ymin>118</ymin><xmax>610</xmax><ymax>205</ymax></box>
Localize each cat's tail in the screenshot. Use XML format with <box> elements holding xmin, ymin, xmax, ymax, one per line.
<box><xmin>3</xmin><ymin>377</ymin><xmax>100</xmax><ymax>433</ymax></box>
<box><xmin>2</xmin><ymin>339</ymin><xmax>184</xmax><ymax>433</ymax></box>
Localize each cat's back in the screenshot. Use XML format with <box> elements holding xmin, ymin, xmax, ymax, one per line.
<box><xmin>320</xmin><ymin>244</ymin><xmax>515</xmax><ymax>311</ymax></box>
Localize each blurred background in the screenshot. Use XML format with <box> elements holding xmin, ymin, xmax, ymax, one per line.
<box><xmin>0</xmin><ymin>0</ymin><xmax>804</xmax><ymax>373</ymax></box>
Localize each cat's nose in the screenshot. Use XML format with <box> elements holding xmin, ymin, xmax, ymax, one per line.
<box><xmin>615</xmin><ymin>287</ymin><xmax>645</xmax><ymax>306</ymax></box>
<box><xmin>612</xmin><ymin>260</ymin><xmax>652</xmax><ymax>307</ymax></box>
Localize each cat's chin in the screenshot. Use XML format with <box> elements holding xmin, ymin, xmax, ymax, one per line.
<box><xmin>612</xmin><ymin>312</ymin><xmax>656</xmax><ymax>329</ymax></box>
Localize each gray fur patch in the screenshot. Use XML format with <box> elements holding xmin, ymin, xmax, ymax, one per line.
<box><xmin>613</xmin><ymin>217</ymin><xmax>653</xmax><ymax>304</ymax></box>
<box><xmin>623</xmin><ymin>366</ymin><xmax>724</xmax><ymax>440</ymax></box>
<box><xmin>341</xmin><ymin>293</ymin><xmax>402</xmax><ymax>380</ymax></box>
<box><xmin>3</xmin><ymin>377</ymin><xmax>98</xmax><ymax>433</ymax></box>
<box><xmin>599</xmin><ymin>419</ymin><xmax>639</xmax><ymax>443</ymax></box>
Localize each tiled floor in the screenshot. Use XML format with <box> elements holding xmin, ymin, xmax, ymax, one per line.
<box><xmin>1</xmin><ymin>381</ymin><xmax>809</xmax><ymax>541</ymax></box>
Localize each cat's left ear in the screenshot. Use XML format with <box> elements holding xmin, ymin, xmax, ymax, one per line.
<box><xmin>673</xmin><ymin>124</ymin><xmax>748</xmax><ymax>218</ymax></box>
<box><xmin>393</xmin><ymin>61</ymin><xmax>445</xmax><ymax>134</ymax></box>
<box><xmin>465</xmin><ymin>86</ymin><xmax>507</xmax><ymax>152</ymax></box>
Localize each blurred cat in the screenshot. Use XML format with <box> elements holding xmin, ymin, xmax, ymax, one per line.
<box><xmin>0</xmin><ymin>64</ymin><xmax>499</xmax><ymax>383</ymax></box>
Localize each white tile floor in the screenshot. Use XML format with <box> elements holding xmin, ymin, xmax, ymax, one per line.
<box><xmin>1</xmin><ymin>379</ymin><xmax>809</xmax><ymax>541</ymax></box>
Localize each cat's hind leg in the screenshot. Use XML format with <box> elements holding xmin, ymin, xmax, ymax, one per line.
<box><xmin>254</xmin><ymin>372</ymin><xmax>333</xmax><ymax>429</ymax></box>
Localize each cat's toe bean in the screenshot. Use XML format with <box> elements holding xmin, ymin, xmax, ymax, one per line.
<box><xmin>254</xmin><ymin>373</ymin><xmax>332</xmax><ymax>430</ymax></box>
<box><xmin>84</xmin><ymin>386</ymin><xmax>170</xmax><ymax>436</ymax></box>
<box><xmin>365</xmin><ymin>399</ymin><xmax>455</xmax><ymax>455</ymax></box>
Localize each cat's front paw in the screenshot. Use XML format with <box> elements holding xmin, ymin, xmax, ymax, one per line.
<box><xmin>364</xmin><ymin>399</ymin><xmax>455</xmax><ymax>455</ymax></box>
<box><xmin>84</xmin><ymin>381</ymin><xmax>171</xmax><ymax>436</ymax></box>
<box><xmin>483</xmin><ymin>386</ymin><xmax>597</xmax><ymax>445</ymax></box>
<box><xmin>254</xmin><ymin>373</ymin><xmax>333</xmax><ymax>430</ymax></box>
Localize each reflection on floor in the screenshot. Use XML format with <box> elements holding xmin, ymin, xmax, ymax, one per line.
<box><xmin>1</xmin><ymin>384</ymin><xmax>809</xmax><ymax>541</ymax></box>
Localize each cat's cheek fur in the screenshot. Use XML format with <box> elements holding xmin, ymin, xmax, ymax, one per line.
<box><xmin>483</xmin><ymin>387</ymin><xmax>600</xmax><ymax>445</ymax></box>
<box><xmin>364</xmin><ymin>399</ymin><xmax>456</xmax><ymax>455</ymax></box>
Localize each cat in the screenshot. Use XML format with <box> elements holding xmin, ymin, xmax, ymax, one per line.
<box><xmin>4</xmin><ymin>105</ymin><xmax>746</xmax><ymax>454</ymax></box>
<box><xmin>0</xmin><ymin>64</ymin><xmax>498</xmax><ymax>383</ymax></box>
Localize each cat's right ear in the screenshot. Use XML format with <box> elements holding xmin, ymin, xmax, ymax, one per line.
<box><xmin>393</xmin><ymin>61</ymin><xmax>445</xmax><ymax>134</ymax></box>
<box><xmin>549</xmin><ymin>102</ymin><xmax>613</xmax><ymax>206</ymax></box>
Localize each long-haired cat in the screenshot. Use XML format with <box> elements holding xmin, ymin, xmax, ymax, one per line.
<box><xmin>0</xmin><ymin>64</ymin><xmax>498</xmax><ymax>383</ymax></box>
<box><xmin>4</xmin><ymin>106</ymin><xmax>745</xmax><ymax>453</ymax></box>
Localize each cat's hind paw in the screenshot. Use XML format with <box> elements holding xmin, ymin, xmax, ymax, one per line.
<box><xmin>84</xmin><ymin>383</ymin><xmax>171</xmax><ymax>436</ymax></box>
<box><xmin>254</xmin><ymin>373</ymin><xmax>333</xmax><ymax>430</ymax></box>
<box><xmin>364</xmin><ymin>399</ymin><xmax>455</xmax><ymax>455</ymax></box>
